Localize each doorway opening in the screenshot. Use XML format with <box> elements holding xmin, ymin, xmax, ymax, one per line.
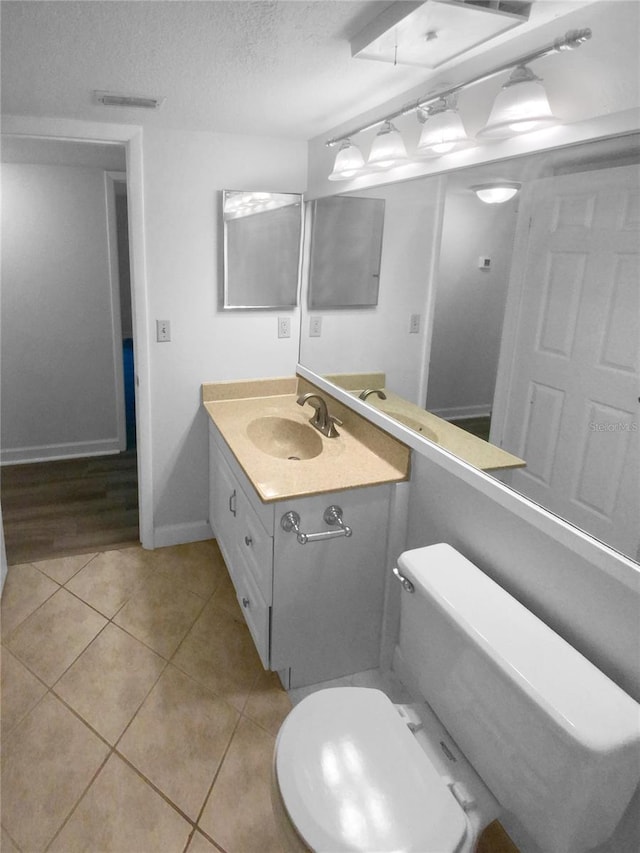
<box><xmin>0</xmin><ymin>138</ymin><xmax>141</xmax><ymax>564</ymax></box>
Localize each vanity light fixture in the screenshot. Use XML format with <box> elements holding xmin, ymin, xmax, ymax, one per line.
<box><xmin>471</xmin><ymin>181</ymin><xmax>521</xmax><ymax>203</ymax></box>
<box><xmin>477</xmin><ymin>65</ymin><xmax>556</xmax><ymax>138</ymax></box>
<box><xmin>416</xmin><ymin>97</ymin><xmax>473</xmax><ymax>157</ymax></box>
<box><xmin>367</xmin><ymin>121</ymin><xmax>410</xmax><ymax>170</ymax></box>
<box><xmin>325</xmin><ymin>27</ymin><xmax>591</xmax><ymax>180</ymax></box>
<box><xmin>328</xmin><ymin>138</ymin><xmax>366</xmax><ymax>181</ymax></box>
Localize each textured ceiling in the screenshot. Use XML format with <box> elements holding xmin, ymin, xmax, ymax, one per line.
<box><xmin>1</xmin><ymin>0</ymin><xmax>602</xmax><ymax>140</ymax></box>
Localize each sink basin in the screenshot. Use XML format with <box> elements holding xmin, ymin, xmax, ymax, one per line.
<box><xmin>246</xmin><ymin>416</ymin><xmax>323</xmax><ymax>460</ymax></box>
<box><xmin>383</xmin><ymin>410</ymin><xmax>439</xmax><ymax>442</ymax></box>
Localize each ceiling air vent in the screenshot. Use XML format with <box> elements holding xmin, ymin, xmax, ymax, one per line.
<box><xmin>93</xmin><ymin>91</ymin><xmax>165</xmax><ymax>110</ymax></box>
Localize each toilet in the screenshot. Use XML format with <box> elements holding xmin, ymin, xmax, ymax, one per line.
<box><xmin>272</xmin><ymin>544</ymin><xmax>640</xmax><ymax>853</ymax></box>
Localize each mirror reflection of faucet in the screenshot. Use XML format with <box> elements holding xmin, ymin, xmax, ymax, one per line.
<box><xmin>296</xmin><ymin>393</ymin><xmax>342</xmax><ymax>438</ymax></box>
<box><xmin>359</xmin><ymin>388</ymin><xmax>387</xmax><ymax>401</ymax></box>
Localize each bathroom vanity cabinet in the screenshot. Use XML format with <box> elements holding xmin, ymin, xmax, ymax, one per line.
<box><xmin>209</xmin><ymin>421</ymin><xmax>395</xmax><ymax>688</ymax></box>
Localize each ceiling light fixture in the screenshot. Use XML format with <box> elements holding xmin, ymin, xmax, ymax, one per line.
<box><xmin>471</xmin><ymin>182</ymin><xmax>521</xmax><ymax>203</ymax></box>
<box><xmin>477</xmin><ymin>65</ymin><xmax>556</xmax><ymax>138</ymax></box>
<box><xmin>416</xmin><ymin>97</ymin><xmax>473</xmax><ymax>157</ymax></box>
<box><xmin>328</xmin><ymin>139</ymin><xmax>366</xmax><ymax>181</ymax></box>
<box><xmin>325</xmin><ymin>27</ymin><xmax>591</xmax><ymax>180</ymax></box>
<box><xmin>367</xmin><ymin>121</ymin><xmax>409</xmax><ymax>170</ymax></box>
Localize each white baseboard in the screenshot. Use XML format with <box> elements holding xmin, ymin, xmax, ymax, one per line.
<box><xmin>0</xmin><ymin>438</ymin><xmax>122</xmax><ymax>465</ymax></box>
<box><xmin>428</xmin><ymin>404</ymin><xmax>491</xmax><ymax>421</ymax></box>
<box><xmin>152</xmin><ymin>520</ymin><xmax>213</xmax><ymax>549</ymax></box>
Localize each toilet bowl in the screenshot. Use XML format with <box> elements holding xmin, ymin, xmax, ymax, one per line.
<box><xmin>272</xmin><ymin>544</ymin><xmax>640</xmax><ymax>853</ymax></box>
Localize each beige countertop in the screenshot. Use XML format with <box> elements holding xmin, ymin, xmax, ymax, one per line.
<box><xmin>203</xmin><ymin>378</ymin><xmax>410</xmax><ymax>502</ymax></box>
<box><xmin>362</xmin><ymin>389</ymin><xmax>526</xmax><ymax>472</ymax></box>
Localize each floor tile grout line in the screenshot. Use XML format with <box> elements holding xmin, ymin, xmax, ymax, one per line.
<box><xmin>42</xmin><ymin>748</ymin><xmax>113</xmax><ymax>853</ymax></box>
<box><xmin>113</xmin><ymin>749</ymin><xmax>201</xmax><ymax>829</ymax></box>
<box><xmin>108</xmin><ymin>659</ymin><xmax>243</xmax><ymax>842</ymax></box>
<box><xmin>0</xmin><ymin>681</ymin><xmax>48</xmax><ymax>741</ymax></box>
<box><xmin>34</xmin><ymin>551</ymin><xmax>100</xmax><ymax>585</ymax></box>
<box><xmin>1</xmin><ymin>821</ymin><xmax>25</xmax><ymax>853</ymax></box>
<box><xmin>49</xmin><ymin>689</ymin><xmax>119</xmax><ymax>752</ymax></box>
<box><xmin>111</xmin><ymin>656</ymin><xmax>171</xmax><ymax>751</ymax></box>
<box><xmin>0</xmin><ymin>575</ymin><xmax>61</xmax><ymax>645</ymax></box>
<box><xmin>191</xmin><ymin>710</ymin><xmax>245</xmax><ymax>837</ymax></box>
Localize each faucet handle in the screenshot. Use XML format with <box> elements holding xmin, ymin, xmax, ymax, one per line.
<box><xmin>326</xmin><ymin>415</ymin><xmax>342</xmax><ymax>438</ymax></box>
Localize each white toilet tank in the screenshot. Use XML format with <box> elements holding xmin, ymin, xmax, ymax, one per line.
<box><xmin>395</xmin><ymin>544</ymin><xmax>640</xmax><ymax>853</ymax></box>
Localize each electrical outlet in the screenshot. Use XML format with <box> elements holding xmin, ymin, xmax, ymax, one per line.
<box><xmin>278</xmin><ymin>316</ymin><xmax>291</xmax><ymax>339</ymax></box>
<box><xmin>310</xmin><ymin>316</ymin><xmax>322</xmax><ymax>337</ymax></box>
<box><xmin>156</xmin><ymin>320</ymin><xmax>171</xmax><ymax>342</ymax></box>
<box><xmin>409</xmin><ymin>314</ymin><xmax>420</xmax><ymax>334</ymax></box>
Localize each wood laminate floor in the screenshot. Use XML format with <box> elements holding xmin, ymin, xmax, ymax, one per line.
<box><xmin>1</xmin><ymin>451</ymin><xmax>139</xmax><ymax>566</ymax></box>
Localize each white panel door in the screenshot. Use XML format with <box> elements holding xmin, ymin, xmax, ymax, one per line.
<box><xmin>495</xmin><ymin>165</ymin><xmax>639</xmax><ymax>558</ymax></box>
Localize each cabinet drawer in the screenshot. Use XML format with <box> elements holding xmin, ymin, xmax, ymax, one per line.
<box><xmin>236</xmin><ymin>566</ymin><xmax>270</xmax><ymax>670</ymax></box>
<box><xmin>235</xmin><ymin>485</ymin><xmax>273</xmax><ymax>605</ymax></box>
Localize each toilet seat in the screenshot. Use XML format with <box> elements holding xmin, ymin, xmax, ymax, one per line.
<box><xmin>275</xmin><ymin>687</ymin><xmax>471</xmax><ymax>853</ymax></box>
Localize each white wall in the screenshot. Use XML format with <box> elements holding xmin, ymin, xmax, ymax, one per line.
<box><xmin>142</xmin><ymin>128</ymin><xmax>307</xmax><ymax>545</ymax></box>
<box><xmin>1</xmin><ymin>162</ymin><xmax>122</xmax><ymax>462</ymax></box>
<box><xmin>426</xmin><ymin>183</ymin><xmax>518</xmax><ymax>418</ymax></box>
<box><xmin>299</xmin><ymin>177</ymin><xmax>444</xmax><ymax>403</ymax></box>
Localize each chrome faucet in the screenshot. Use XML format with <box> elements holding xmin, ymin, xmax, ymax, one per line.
<box><xmin>297</xmin><ymin>393</ymin><xmax>342</xmax><ymax>438</ymax></box>
<box><xmin>359</xmin><ymin>388</ymin><xmax>387</xmax><ymax>401</ymax></box>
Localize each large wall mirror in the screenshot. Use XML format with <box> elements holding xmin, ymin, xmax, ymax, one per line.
<box><xmin>299</xmin><ymin>133</ymin><xmax>640</xmax><ymax>562</ymax></box>
<box><xmin>222</xmin><ymin>190</ymin><xmax>303</xmax><ymax>309</ymax></box>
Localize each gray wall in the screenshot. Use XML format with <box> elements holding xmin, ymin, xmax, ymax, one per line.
<box><xmin>426</xmin><ymin>185</ymin><xmax>517</xmax><ymax>418</ymax></box>
<box><xmin>1</xmin><ymin>162</ymin><xmax>121</xmax><ymax>461</ymax></box>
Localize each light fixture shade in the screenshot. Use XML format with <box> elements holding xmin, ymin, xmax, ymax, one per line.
<box><xmin>478</xmin><ymin>65</ymin><xmax>557</xmax><ymax>138</ymax></box>
<box><xmin>471</xmin><ymin>182</ymin><xmax>521</xmax><ymax>204</ymax></box>
<box><xmin>328</xmin><ymin>139</ymin><xmax>365</xmax><ymax>181</ymax></box>
<box><xmin>367</xmin><ymin>121</ymin><xmax>409</xmax><ymax>170</ymax></box>
<box><xmin>416</xmin><ymin>108</ymin><xmax>473</xmax><ymax>156</ymax></box>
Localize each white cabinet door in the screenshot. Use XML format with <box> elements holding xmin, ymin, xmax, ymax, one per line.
<box><xmin>210</xmin><ymin>438</ymin><xmax>240</xmax><ymax>572</ymax></box>
<box><xmin>271</xmin><ymin>485</ymin><xmax>392</xmax><ymax>688</ymax></box>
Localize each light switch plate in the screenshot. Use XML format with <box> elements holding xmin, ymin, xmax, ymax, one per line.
<box><xmin>156</xmin><ymin>320</ymin><xmax>171</xmax><ymax>342</ymax></box>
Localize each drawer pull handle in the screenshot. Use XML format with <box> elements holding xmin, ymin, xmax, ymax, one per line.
<box><xmin>242</xmin><ymin>596</ymin><xmax>250</xmax><ymax>608</ymax></box>
<box><xmin>244</xmin><ymin>535</ymin><xmax>253</xmax><ymax>547</ymax></box>
<box><xmin>280</xmin><ymin>506</ymin><xmax>352</xmax><ymax>545</ymax></box>
<box><xmin>229</xmin><ymin>490</ymin><xmax>237</xmax><ymax>517</ymax></box>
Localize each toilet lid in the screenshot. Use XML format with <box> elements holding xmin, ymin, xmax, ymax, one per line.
<box><xmin>276</xmin><ymin>687</ymin><xmax>469</xmax><ymax>853</ymax></box>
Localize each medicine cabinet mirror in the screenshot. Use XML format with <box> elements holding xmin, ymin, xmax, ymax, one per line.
<box><xmin>222</xmin><ymin>190</ymin><xmax>303</xmax><ymax>310</ymax></box>
<box><xmin>308</xmin><ymin>195</ymin><xmax>385</xmax><ymax>308</ymax></box>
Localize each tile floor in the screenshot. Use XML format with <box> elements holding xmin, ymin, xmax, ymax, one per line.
<box><xmin>0</xmin><ymin>540</ymin><xmax>293</xmax><ymax>853</ymax></box>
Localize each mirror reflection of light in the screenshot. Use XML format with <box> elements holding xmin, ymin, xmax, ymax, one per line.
<box><xmin>320</xmin><ymin>738</ymin><xmax>399</xmax><ymax>850</ymax></box>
